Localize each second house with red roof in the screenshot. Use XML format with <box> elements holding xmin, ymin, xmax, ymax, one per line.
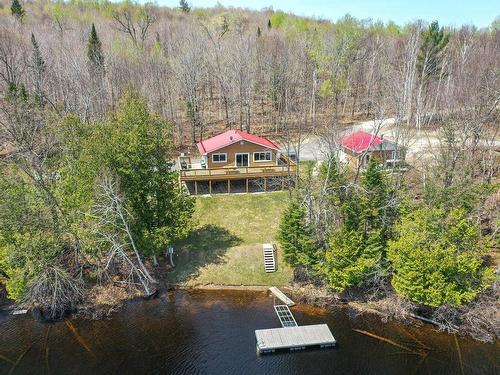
<box><xmin>338</xmin><ymin>130</ymin><xmax>405</xmax><ymax>169</ymax></box>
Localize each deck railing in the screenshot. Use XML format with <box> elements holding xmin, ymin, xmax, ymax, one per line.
<box><xmin>179</xmin><ymin>164</ymin><xmax>296</xmax><ymax>179</ymax></box>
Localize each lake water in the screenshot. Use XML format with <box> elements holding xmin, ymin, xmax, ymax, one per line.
<box><xmin>0</xmin><ymin>290</ymin><xmax>498</xmax><ymax>374</ymax></box>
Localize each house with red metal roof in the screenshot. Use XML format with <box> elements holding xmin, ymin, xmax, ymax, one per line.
<box><xmin>178</xmin><ymin>130</ymin><xmax>296</xmax><ymax>194</ymax></box>
<box><xmin>338</xmin><ymin>131</ymin><xmax>403</xmax><ymax>169</ymax></box>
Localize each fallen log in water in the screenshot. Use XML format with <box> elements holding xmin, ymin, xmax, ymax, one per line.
<box><xmin>398</xmin><ymin>326</ymin><xmax>434</xmax><ymax>351</ymax></box>
<box><xmin>8</xmin><ymin>344</ymin><xmax>32</xmax><ymax>375</ymax></box>
<box><xmin>454</xmin><ymin>335</ymin><xmax>465</xmax><ymax>375</ymax></box>
<box><xmin>0</xmin><ymin>354</ymin><xmax>14</xmax><ymax>365</ymax></box>
<box><xmin>65</xmin><ymin>319</ymin><xmax>96</xmax><ymax>359</ymax></box>
<box><xmin>409</xmin><ymin>313</ymin><xmax>459</xmax><ymax>332</ymax></box>
<box><xmin>352</xmin><ymin>329</ymin><xmax>424</xmax><ymax>356</ymax></box>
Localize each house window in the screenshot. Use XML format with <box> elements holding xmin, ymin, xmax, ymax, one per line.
<box><xmin>253</xmin><ymin>151</ymin><xmax>272</xmax><ymax>162</ymax></box>
<box><xmin>212</xmin><ymin>153</ymin><xmax>227</xmax><ymax>163</ymax></box>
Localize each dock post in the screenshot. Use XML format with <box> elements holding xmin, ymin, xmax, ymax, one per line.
<box><xmin>194</xmin><ymin>180</ymin><xmax>198</xmax><ymax>195</ymax></box>
<box><xmin>209</xmin><ymin>180</ymin><xmax>212</xmax><ymax>194</ymax></box>
<box><xmin>227</xmin><ymin>179</ymin><xmax>231</xmax><ymax>193</ymax></box>
<box><xmin>246</xmin><ymin>178</ymin><xmax>249</xmax><ymax>193</ymax></box>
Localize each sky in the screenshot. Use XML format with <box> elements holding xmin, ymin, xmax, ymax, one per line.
<box><xmin>155</xmin><ymin>0</ymin><xmax>499</xmax><ymax>28</ymax></box>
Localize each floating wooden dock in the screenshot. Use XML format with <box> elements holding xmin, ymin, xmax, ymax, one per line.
<box><xmin>255</xmin><ymin>324</ymin><xmax>336</xmax><ymax>354</ymax></box>
<box><xmin>269</xmin><ymin>287</ymin><xmax>295</xmax><ymax>306</ymax></box>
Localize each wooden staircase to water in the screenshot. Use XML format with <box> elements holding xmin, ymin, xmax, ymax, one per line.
<box><xmin>263</xmin><ymin>244</ymin><xmax>277</xmax><ymax>273</ymax></box>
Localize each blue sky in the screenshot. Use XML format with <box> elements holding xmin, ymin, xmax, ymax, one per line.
<box><xmin>155</xmin><ymin>0</ymin><xmax>499</xmax><ymax>27</ymax></box>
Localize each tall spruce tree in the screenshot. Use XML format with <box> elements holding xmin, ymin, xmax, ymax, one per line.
<box><xmin>417</xmin><ymin>21</ymin><xmax>450</xmax><ymax>82</ymax></box>
<box><xmin>322</xmin><ymin>159</ymin><xmax>394</xmax><ymax>291</ymax></box>
<box><xmin>277</xmin><ymin>199</ymin><xmax>315</xmax><ymax>267</ymax></box>
<box><xmin>179</xmin><ymin>0</ymin><xmax>190</xmax><ymax>13</ymax></box>
<box><xmin>87</xmin><ymin>23</ymin><xmax>105</xmax><ymax>76</ymax></box>
<box><xmin>11</xmin><ymin>0</ymin><xmax>25</xmax><ymax>20</ymax></box>
<box><xmin>30</xmin><ymin>33</ymin><xmax>46</xmax><ymax>105</ymax></box>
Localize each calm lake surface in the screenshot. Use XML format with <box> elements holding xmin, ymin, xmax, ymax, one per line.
<box><xmin>0</xmin><ymin>290</ymin><xmax>498</xmax><ymax>375</ymax></box>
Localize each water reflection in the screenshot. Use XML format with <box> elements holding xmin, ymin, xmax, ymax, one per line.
<box><xmin>0</xmin><ymin>290</ymin><xmax>498</xmax><ymax>374</ymax></box>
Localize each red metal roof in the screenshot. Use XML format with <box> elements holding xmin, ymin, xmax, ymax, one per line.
<box><xmin>197</xmin><ymin>130</ymin><xmax>281</xmax><ymax>154</ymax></box>
<box><xmin>339</xmin><ymin>131</ymin><xmax>384</xmax><ymax>153</ymax></box>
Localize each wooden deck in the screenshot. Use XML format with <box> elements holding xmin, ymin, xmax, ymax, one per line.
<box><xmin>179</xmin><ymin>165</ymin><xmax>296</xmax><ymax>181</ymax></box>
<box><xmin>255</xmin><ymin>324</ymin><xmax>336</xmax><ymax>354</ymax></box>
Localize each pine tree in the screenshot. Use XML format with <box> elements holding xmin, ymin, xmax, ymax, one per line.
<box><xmin>30</xmin><ymin>33</ymin><xmax>46</xmax><ymax>105</ymax></box>
<box><xmin>267</xmin><ymin>19</ymin><xmax>272</xmax><ymax>30</ymax></box>
<box><xmin>11</xmin><ymin>0</ymin><xmax>25</xmax><ymax>20</ymax></box>
<box><xmin>179</xmin><ymin>0</ymin><xmax>190</xmax><ymax>13</ymax></box>
<box><xmin>257</xmin><ymin>26</ymin><xmax>261</xmax><ymax>37</ymax></box>
<box><xmin>417</xmin><ymin>21</ymin><xmax>450</xmax><ymax>82</ymax></box>
<box><xmin>87</xmin><ymin>24</ymin><xmax>105</xmax><ymax>76</ymax></box>
<box><xmin>277</xmin><ymin>199</ymin><xmax>315</xmax><ymax>267</ymax></box>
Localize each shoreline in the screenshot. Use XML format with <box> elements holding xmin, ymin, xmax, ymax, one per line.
<box><xmin>2</xmin><ymin>281</ymin><xmax>497</xmax><ymax>344</ymax></box>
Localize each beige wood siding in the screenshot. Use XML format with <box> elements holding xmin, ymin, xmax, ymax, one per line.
<box><xmin>342</xmin><ymin>149</ymin><xmax>400</xmax><ymax>168</ymax></box>
<box><xmin>206</xmin><ymin>141</ymin><xmax>278</xmax><ymax>169</ymax></box>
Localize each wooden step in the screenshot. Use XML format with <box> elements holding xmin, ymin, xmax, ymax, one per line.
<box><xmin>262</xmin><ymin>243</ymin><xmax>277</xmax><ymax>272</ymax></box>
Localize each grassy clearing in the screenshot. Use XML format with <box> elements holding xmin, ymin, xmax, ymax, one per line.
<box><xmin>169</xmin><ymin>192</ymin><xmax>292</xmax><ymax>286</ymax></box>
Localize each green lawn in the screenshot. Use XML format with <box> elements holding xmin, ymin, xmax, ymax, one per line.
<box><xmin>169</xmin><ymin>192</ymin><xmax>293</xmax><ymax>286</ymax></box>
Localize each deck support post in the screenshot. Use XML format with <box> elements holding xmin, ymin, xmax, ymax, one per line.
<box><xmin>246</xmin><ymin>178</ymin><xmax>249</xmax><ymax>193</ymax></box>
<box><xmin>209</xmin><ymin>180</ymin><xmax>212</xmax><ymax>194</ymax></box>
<box><xmin>194</xmin><ymin>180</ymin><xmax>198</xmax><ymax>195</ymax></box>
<box><xmin>264</xmin><ymin>177</ymin><xmax>267</xmax><ymax>191</ymax></box>
<box><xmin>281</xmin><ymin>176</ymin><xmax>285</xmax><ymax>190</ymax></box>
<box><xmin>227</xmin><ymin>179</ymin><xmax>230</xmax><ymax>194</ymax></box>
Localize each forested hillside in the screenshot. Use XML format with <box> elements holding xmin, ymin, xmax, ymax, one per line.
<box><xmin>0</xmin><ymin>0</ymin><xmax>498</xmax><ymax>145</ymax></box>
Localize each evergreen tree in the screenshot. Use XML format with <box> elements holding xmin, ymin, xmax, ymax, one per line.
<box><xmin>324</xmin><ymin>228</ymin><xmax>382</xmax><ymax>291</ymax></box>
<box><xmin>277</xmin><ymin>199</ymin><xmax>315</xmax><ymax>267</ymax></box>
<box><xmin>257</xmin><ymin>26</ymin><xmax>261</xmax><ymax>37</ymax></box>
<box><xmin>7</xmin><ymin>83</ymin><xmax>28</xmax><ymax>101</ymax></box>
<box><xmin>417</xmin><ymin>21</ymin><xmax>450</xmax><ymax>82</ymax></box>
<box><xmin>11</xmin><ymin>0</ymin><xmax>25</xmax><ymax>20</ymax></box>
<box><xmin>88</xmin><ymin>88</ymin><xmax>194</xmax><ymax>259</ymax></box>
<box><xmin>30</xmin><ymin>33</ymin><xmax>46</xmax><ymax>105</ymax></box>
<box><xmin>221</xmin><ymin>16</ymin><xmax>229</xmax><ymax>37</ymax></box>
<box><xmin>322</xmin><ymin>159</ymin><xmax>394</xmax><ymax>291</ymax></box>
<box><xmin>388</xmin><ymin>208</ymin><xmax>493</xmax><ymax>307</ymax></box>
<box><xmin>360</xmin><ymin>158</ymin><xmax>396</xmax><ymax>244</ymax></box>
<box><xmin>267</xmin><ymin>19</ymin><xmax>272</xmax><ymax>29</ymax></box>
<box><xmin>87</xmin><ymin>23</ymin><xmax>105</xmax><ymax>76</ymax></box>
<box><xmin>179</xmin><ymin>0</ymin><xmax>190</xmax><ymax>13</ymax></box>
<box><xmin>320</xmin><ymin>156</ymin><xmax>348</xmax><ymax>206</ymax></box>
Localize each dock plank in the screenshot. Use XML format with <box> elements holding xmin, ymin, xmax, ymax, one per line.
<box><xmin>269</xmin><ymin>287</ymin><xmax>295</xmax><ymax>306</ymax></box>
<box><xmin>255</xmin><ymin>324</ymin><xmax>336</xmax><ymax>354</ymax></box>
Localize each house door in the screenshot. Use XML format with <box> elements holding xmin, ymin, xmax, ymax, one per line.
<box><xmin>236</xmin><ymin>153</ymin><xmax>249</xmax><ymax>167</ymax></box>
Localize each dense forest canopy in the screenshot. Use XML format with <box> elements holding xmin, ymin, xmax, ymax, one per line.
<box><xmin>0</xmin><ymin>0</ymin><xmax>498</xmax><ymax>144</ymax></box>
